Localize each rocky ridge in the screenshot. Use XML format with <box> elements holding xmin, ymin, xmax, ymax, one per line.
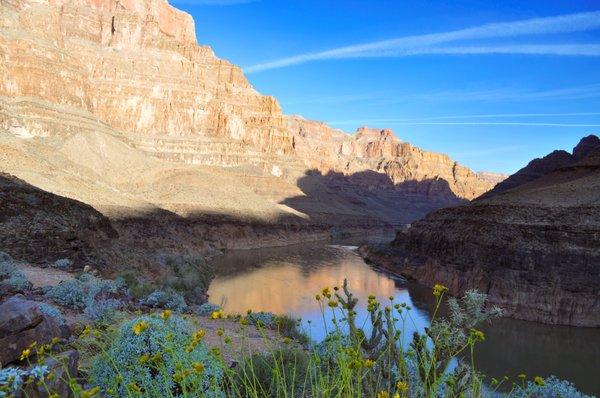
<box><xmin>360</xmin><ymin>135</ymin><xmax>600</xmax><ymax>326</ymax></box>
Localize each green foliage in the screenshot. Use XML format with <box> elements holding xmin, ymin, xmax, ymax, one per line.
<box><xmin>43</xmin><ymin>273</ymin><xmax>125</xmax><ymax>312</ymax></box>
<box><xmin>193</xmin><ymin>302</ymin><xmax>222</xmax><ymax>316</ymax></box>
<box><xmin>90</xmin><ymin>314</ymin><xmax>224</xmax><ymax>397</ymax></box>
<box><xmin>38</xmin><ymin>302</ymin><xmax>66</xmax><ymax>325</ymax></box>
<box><xmin>230</xmin><ymin>347</ymin><xmax>310</xmax><ymax>397</ymax></box>
<box><xmin>511</xmin><ymin>376</ymin><xmax>592</xmax><ymax>398</ymax></box>
<box><xmin>143</xmin><ymin>290</ymin><xmax>188</xmax><ymax>312</ymax></box>
<box><xmin>2</xmin><ymin>279</ymin><xmax>591</xmax><ymax>398</ymax></box>
<box><xmin>163</xmin><ymin>256</ymin><xmax>214</xmax><ymax>305</ymax></box>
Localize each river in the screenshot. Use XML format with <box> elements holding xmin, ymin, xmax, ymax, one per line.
<box><xmin>207</xmin><ymin>241</ymin><xmax>600</xmax><ymax>396</ymax></box>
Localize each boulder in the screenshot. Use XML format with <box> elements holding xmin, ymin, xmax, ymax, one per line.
<box><xmin>0</xmin><ymin>296</ymin><xmax>65</xmax><ymax>365</ymax></box>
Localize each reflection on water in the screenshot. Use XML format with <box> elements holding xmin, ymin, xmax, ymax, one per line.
<box><xmin>207</xmin><ymin>242</ymin><xmax>600</xmax><ymax>396</ymax></box>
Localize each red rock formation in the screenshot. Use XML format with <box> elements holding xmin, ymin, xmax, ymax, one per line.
<box><xmin>0</xmin><ymin>0</ymin><xmax>503</xmax><ymax>238</ymax></box>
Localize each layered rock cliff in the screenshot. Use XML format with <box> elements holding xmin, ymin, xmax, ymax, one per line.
<box><xmin>361</xmin><ymin>135</ymin><xmax>600</xmax><ymax>326</ymax></box>
<box><xmin>0</xmin><ymin>0</ymin><xmax>503</xmax><ymax>247</ymax></box>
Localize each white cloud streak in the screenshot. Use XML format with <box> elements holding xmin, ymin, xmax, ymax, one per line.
<box><xmin>244</xmin><ymin>11</ymin><xmax>600</xmax><ymax>73</ymax></box>
<box><xmin>172</xmin><ymin>0</ymin><xmax>257</xmax><ymax>5</ymax></box>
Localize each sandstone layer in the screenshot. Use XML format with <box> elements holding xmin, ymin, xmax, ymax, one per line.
<box><xmin>0</xmin><ymin>0</ymin><xmax>504</xmax><ymax>262</ymax></box>
<box><xmin>361</xmin><ymin>136</ymin><xmax>600</xmax><ymax>326</ymax></box>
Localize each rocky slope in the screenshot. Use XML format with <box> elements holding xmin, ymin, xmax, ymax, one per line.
<box><xmin>361</xmin><ymin>135</ymin><xmax>600</xmax><ymax>326</ymax></box>
<box><xmin>0</xmin><ymin>0</ymin><xmax>503</xmax><ymax>254</ymax></box>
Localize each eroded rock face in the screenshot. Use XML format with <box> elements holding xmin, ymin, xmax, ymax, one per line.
<box><xmin>287</xmin><ymin>117</ymin><xmax>505</xmax><ymax>201</ymax></box>
<box><xmin>361</xmin><ymin>135</ymin><xmax>600</xmax><ymax>326</ymax></box>
<box><xmin>0</xmin><ymin>173</ymin><xmax>117</xmax><ymax>267</ymax></box>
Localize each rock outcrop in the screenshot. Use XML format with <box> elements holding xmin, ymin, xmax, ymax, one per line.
<box><xmin>361</xmin><ymin>135</ymin><xmax>600</xmax><ymax>326</ymax></box>
<box><xmin>0</xmin><ymin>295</ymin><xmax>66</xmax><ymax>365</ymax></box>
<box><xmin>0</xmin><ymin>0</ymin><xmax>504</xmax><ymax>250</ymax></box>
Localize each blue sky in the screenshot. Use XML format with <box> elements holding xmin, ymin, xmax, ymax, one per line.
<box><xmin>172</xmin><ymin>0</ymin><xmax>600</xmax><ymax>173</ymax></box>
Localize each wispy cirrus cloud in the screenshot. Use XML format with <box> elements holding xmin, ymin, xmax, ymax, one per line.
<box><xmin>244</xmin><ymin>11</ymin><xmax>600</xmax><ymax>73</ymax></box>
<box><xmin>327</xmin><ymin>111</ymin><xmax>600</xmax><ymax>127</ymax></box>
<box><xmin>314</xmin><ymin>84</ymin><xmax>600</xmax><ymax>109</ymax></box>
<box><xmin>172</xmin><ymin>0</ymin><xmax>258</xmax><ymax>6</ymax></box>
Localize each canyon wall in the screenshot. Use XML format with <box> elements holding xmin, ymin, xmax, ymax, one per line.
<box><xmin>0</xmin><ymin>0</ymin><xmax>504</xmax><ymax>256</ymax></box>
<box><xmin>361</xmin><ymin>136</ymin><xmax>600</xmax><ymax>326</ymax></box>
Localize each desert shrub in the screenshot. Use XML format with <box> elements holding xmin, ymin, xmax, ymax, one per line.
<box><xmin>0</xmin><ymin>254</ymin><xmax>32</xmax><ymax>293</ymax></box>
<box><xmin>44</xmin><ymin>279</ymin><xmax>86</xmax><ymax>309</ymax></box>
<box><xmin>84</xmin><ymin>298</ymin><xmax>123</xmax><ymax>322</ymax></box>
<box><xmin>143</xmin><ymin>290</ymin><xmax>188</xmax><ymax>312</ymax></box>
<box><xmin>511</xmin><ymin>376</ymin><xmax>593</xmax><ymax>398</ymax></box>
<box><xmin>38</xmin><ymin>302</ymin><xmax>66</xmax><ymax>326</ymax></box>
<box><xmin>44</xmin><ymin>274</ymin><xmax>125</xmax><ymax>317</ymax></box>
<box><xmin>0</xmin><ymin>365</ymin><xmax>49</xmax><ymax>396</ymax></box>
<box><xmin>230</xmin><ymin>347</ymin><xmax>311</xmax><ymax>397</ymax></box>
<box><xmin>247</xmin><ymin>311</ymin><xmax>277</xmax><ymax>328</ymax></box>
<box><xmin>116</xmin><ymin>269</ymin><xmax>155</xmax><ymax>299</ymax></box>
<box><xmin>162</xmin><ymin>256</ymin><xmax>214</xmax><ymax>305</ymax></box>
<box><xmin>51</xmin><ymin>258</ymin><xmax>72</xmax><ymax>269</ymax></box>
<box><xmin>274</xmin><ymin>315</ymin><xmax>310</xmax><ymax>346</ymax></box>
<box><xmin>90</xmin><ymin>314</ymin><xmax>223</xmax><ymax>397</ymax></box>
<box><xmin>193</xmin><ymin>302</ymin><xmax>222</xmax><ymax>316</ymax></box>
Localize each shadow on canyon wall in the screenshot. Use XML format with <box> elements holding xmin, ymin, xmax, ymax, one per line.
<box><xmin>280</xmin><ymin>169</ymin><xmax>467</xmax><ymax>227</ymax></box>
<box><xmin>0</xmin><ymin>169</ymin><xmax>464</xmax><ymax>273</ymax></box>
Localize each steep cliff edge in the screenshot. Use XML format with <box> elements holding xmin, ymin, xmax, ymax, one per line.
<box><xmin>0</xmin><ymin>0</ymin><xmax>503</xmax><ymax>247</ymax></box>
<box><xmin>361</xmin><ymin>135</ymin><xmax>600</xmax><ymax>326</ymax></box>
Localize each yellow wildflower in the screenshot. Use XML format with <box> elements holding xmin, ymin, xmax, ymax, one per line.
<box><xmin>393</xmin><ymin>394</ymin><xmax>400</xmax><ymax>398</ymax></box>
<box><xmin>283</xmin><ymin>337</ymin><xmax>292</xmax><ymax>344</ymax></box>
<box><xmin>518</xmin><ymin>373</ymin><xmax>527</xmax><ymax>379</ymax></box>
<box><xmin>396</xmin><ymin>381</ymin><xmax>409</xmax><ymax>392</ymax></box>
<box><xmin>377</xmin><ymin>391</ymin><xmax>389</xmax><ymax>398</ymax></box>
<box><xmin>216</xmin><ymin>329</ymin><xmax>223</xmax><ymax>337</ymax></box>
<box><xmin>81</xmin><ymin>386</ymin><xmax>100</xmax><ymax>398</ymax></box>
<box><xmin>192</xmin><ymin>362</ymin><xmax>205</xmax><ymax>374</ymax></box>
<box><xmin>210</xmin><ymin>310</ymin><xmax>224</xmax><ymax>320</ymax></box>
<box><xmin>328</xmin><ymin>300</ymin><xmax>338</xmax><ymax>308</ymax></box>
<box><xmin>364</xmin><ymin>359</ymin><xmax>374</xmax><ymax>368</ymax></box>
<box><xmin>534</xmin><ymin>376</ymin><xmax>545</xmax><ymax>386</ymax></box>
<box><xmin>194</xmin><ymin>329</ymin><xmax>206</xmax><ymax>341</ymax></box>
<box><xmin>161</xmin><ymin>309</ymin><xmax>172</xmax><ymax>321</ymax></box>
<box><xmin>20</xmin><ymin>348</ymin><xmax>31</xmax><ymax>361</ymax></box>
<box><xmin>166</xmin><ymin>332</ymin><xmax>174</xmax><ymax>342</ymax></box>
<box><xmin>81</xmin><ymin>324</ymin><xmax>92</xmax><ymax>337</ymax></box>
<box><xmin>132</xmin><ymin>320</ymin><xmax>149</xmax><ymax>335</ymax></box>
<box><xmin>315</xmin><ymin>294</ymin><xmax>321</xmax><ymax>301</ymax></box>
<box><xmin>322</xmin><ymin>287</ymin><xmax>331</xmax><ymax>298</ymax></box>
<box><xmin>432</xmin><ymin>284</ymin><xmax>448</xmax><ymax>297</ymax></box>
<box><xmin>240</xmin><ymin>318</ymin><xmax>248</xmax><ymax>326</ymax></box>
<box><xmin>469</xmin><ymin>328</ymin><xmax>485</xmax><ymax>342</ymax></box>
<box><xmin>128</xmin><ymin>382</ymin><xmax>141</xmax><ymax>393</ymax></box>
<box><xmin>139</xmin><ymin>354</ymin><xmax>150</xmax><ymax>364</ymax></box>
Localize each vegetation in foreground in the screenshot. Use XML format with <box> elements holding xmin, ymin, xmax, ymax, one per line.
<box><xmin>0</xmin><ymin>280</ymin><xmax>592</xmax><ymax>398</ymax></box>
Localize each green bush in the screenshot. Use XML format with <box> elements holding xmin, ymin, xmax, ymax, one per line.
<box><xmin>230</xmin><ymin>347</ymin><xmax>310</xmax><ymax>397</ymax></box>
<box><xmin>90</xmin><ymin>314</ymin><xmax>224</xmax><ymax>397</ymax></box>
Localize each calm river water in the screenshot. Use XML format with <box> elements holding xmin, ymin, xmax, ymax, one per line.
<box><xmin>207</xmin><ymin>241</ymin><xmax>600</xmax><ymax>396</ymax></box>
